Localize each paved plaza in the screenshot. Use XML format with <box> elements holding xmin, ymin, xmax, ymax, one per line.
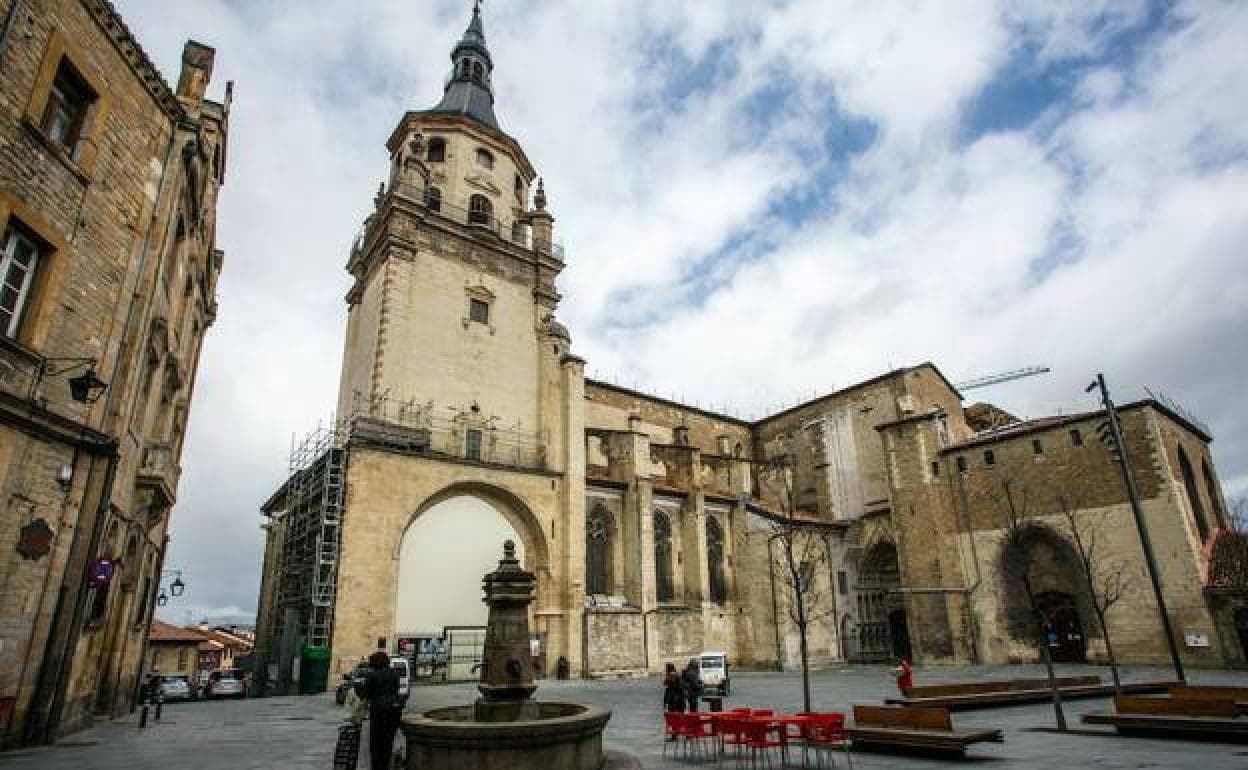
<box><xmin>1</xmin><ymin>665</ymin><xmax>1246</xmax><ymax>769</ymax></box>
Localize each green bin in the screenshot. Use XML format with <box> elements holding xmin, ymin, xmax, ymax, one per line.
<box><xmin>299</xmin><ymin>645</ymin><xmax>332</xmax><ymax>695</ymax></box>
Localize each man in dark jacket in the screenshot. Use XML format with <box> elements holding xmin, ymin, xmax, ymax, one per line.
<box><xmin>354</xmin><ymin>651</ymin><xmax>402</xmax><ymax>770</ymax></box>
<box><xmin>681</xmin><ymin>659</ymin><xmax>703</xmax><ymax>712</ymax></box>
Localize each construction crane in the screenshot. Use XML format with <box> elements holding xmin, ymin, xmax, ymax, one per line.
<box><xmin>954</xmin><ymin>365</ymin><xmax>1051</xmax><ymax>392</ymax></box>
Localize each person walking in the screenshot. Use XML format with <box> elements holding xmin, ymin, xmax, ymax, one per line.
<box><xmin>681</xmin><ymin>658</ymin><xmax>703</xmax><ymax>713</ymax></box>
<box><xmin>662</xmin><ymin>663</ymin><xmax>684</xmax><ymax>713</ymax></box>
<box><xmin>354</xmin><ymin>651</ymin><xmax>403</xmax><ymax>770</ymax></box>
<box><xmin>893</xmin><ymin>658</ymin><xmax>914</xmax><ymax>696</ymax></box>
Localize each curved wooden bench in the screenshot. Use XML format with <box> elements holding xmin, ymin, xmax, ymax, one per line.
<box><xmin>1081</xmin><ymin>695</ymin><xmax>1248</xmax><ymax>742</ymax></box>
<box><xmin>886</xmin><ymin>679</ymin><xmax>1175</xmax><ymax>710</ymax></box>
<box><xmin>847</xmin><ymin>705</ymin><xmax>1003</xmax><ymax>757</ymax></box>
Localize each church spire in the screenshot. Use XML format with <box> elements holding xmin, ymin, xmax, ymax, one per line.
<box><xmin>427</xmin><ymin>1</ymin><xmax>500</xmax><ymax>131</ymax></box>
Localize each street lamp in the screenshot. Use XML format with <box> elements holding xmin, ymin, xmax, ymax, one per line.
<box><xmin>1087</xmin><ymin>373</ymin><xmax>1186</xmax><ymax>683</ymax></box>
<box><xmin>156</xmin><ymin>570</ymin><xmax>187</xmax><ymax>608</ymax></box>
<box><xmin>30</xmin><ymin>357</ymin><xmax>109</xmax><ymax>403</ymax></box>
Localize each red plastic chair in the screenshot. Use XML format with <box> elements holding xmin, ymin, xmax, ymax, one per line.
<box><xmin>714</xmin><ymin>715</ymin><xmax>752</xmax><ymax>766</ymax></box>
<box><xmin>664</xmin><ymin>712</ymin><xmax>713</xmax><ymax>761</ymax></box>
<box><xmin>800</xmin><ymin>713</ymin><xmax>852</xmax><ymax>769</ymax></box>
<box><xmin>741</xmin><ymin>718</ymin><xmax>787</xmax><ymax>768</ymax></box>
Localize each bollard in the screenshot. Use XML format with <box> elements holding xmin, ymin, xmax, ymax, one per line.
<box><xmin>154</xmin><ymin>698</ymin><xmax>163</xmax><ymax>722</ymax></box>
<box><xmin>139</xmin><ymin>704</ymin><xmax>149</xmax><ymax>729</ymax></box>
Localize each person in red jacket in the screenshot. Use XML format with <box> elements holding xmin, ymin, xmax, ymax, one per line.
<box><xmin>893</xmin><ymin>658</ymin><xmax>914</xmax><ymax>696</ymax></box>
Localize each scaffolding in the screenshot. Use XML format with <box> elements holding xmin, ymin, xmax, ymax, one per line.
<box><xmin>273</xmin><ymin>423</ymin><xmax>347</xmax><ymax>651</ymax></box>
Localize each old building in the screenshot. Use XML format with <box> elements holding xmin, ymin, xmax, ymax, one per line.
<box><xmin>0</xmin><ymin>0</ymin><xmax>228</xmax><ymax>745</ymax></box>
<box><xmin>253</xmin><ymin>5</ymin><xmax>1242</xmax><ymax>686</ymax></box>
<box><xmin>147</xmin><ymin>621</ymin><xmax>205</xmax><ymax>683</ymax></box>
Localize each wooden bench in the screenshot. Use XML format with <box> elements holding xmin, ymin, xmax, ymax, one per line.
<box><xmin>1169</xmin><ymin>685</ymin><xmax>1248</xmax><ymax>712</ymax></box>
<box><xmin>1081</xmin><ymin>695</ymin><xmax>1248</xmax><ymax>742</ymax></box>
<box><xmin>846</xmin><ymin>705</ymin><xmax>1003</xmax><ymax>756</ymax></box>
<box><xmin>886</xmin><ymin>677</ymin><xmax>1174</xmax><ymax>710</ymax></box>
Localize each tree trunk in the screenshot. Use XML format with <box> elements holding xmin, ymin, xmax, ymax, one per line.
<box><xmin>1095</xmin><ymin>606</ymin><xmax>1122</xmax><ymax>694</ymax></box>
<box><xmin>798</xmin><ymin>623</ymin><xmax>812</xmax><ymax>714</ymax></box>
<box><xmin>1037</xmin><ymin>620</ymin><xmax>1067</xmax><ymax>731</ymax></box>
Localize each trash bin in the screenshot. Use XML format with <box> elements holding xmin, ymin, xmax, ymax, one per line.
<box><xmin>299</xmin><ymin>645</ymin><xmax>332</xmax><ymax>695</ymax></box>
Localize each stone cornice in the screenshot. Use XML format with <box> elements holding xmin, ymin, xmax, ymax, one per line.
<box><xmin>81</xmin><ymin>0</ymin><xmax>185</xmax><ymax>122</ymax></box>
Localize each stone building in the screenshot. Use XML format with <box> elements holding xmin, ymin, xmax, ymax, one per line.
<box><xmin>0</xmin><ymin>0</ymin><xmax>228</xmax><ymax>745</ymax></box>
<box><xmin>147</xmin><ymin>621</ymin><xmax>205</xmax><ymax>683</ymax></box>
<box><xmin>253</xmin><ymin>6</ymin><xmax>1243</xmax><ymax>685</ymax></box>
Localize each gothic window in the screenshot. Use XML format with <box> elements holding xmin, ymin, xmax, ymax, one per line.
<box><xmin>707</xmin><ymin>516</ymin><xmax>726</xmax><ymax>604</ymax></box>
<box><xmin>1202</xmin><ymin>459</ymin><xmax>1227</xmax><ymax>529</ymax></box>
<box><xmin>424</xmin><ymin>186</ymin><xmax>442</xmax><ymax>212</ymax></box>
<box><xmin>459</xmin><ymin>58</ymin><xmax>471</xmax><ymax>78</ymax></box>
<box><xmin>468</xmin><ymin>194</ymin><xmax>492</xmax><ymax>225</ymax></box>
<box><xmin>472</xmin><ymin>61</ymin><xmax>484</xmax><ymax>82</ymax></box>
<box><xmin>475</xmin><ymin>148</ymin><xmax>494</xmax><ymax>169</ymax></box>
<box><xmin>465</xmin><ymin>428</ymin><xmax>482</xmax><ymax>461</ymax></box>
<box><xmin>586</xmin><ymin>504</ymin><xmax>613</xmax><ymax>595</ymax></box>
<box><xmin>426</xmin><ymin>138</ymin><xmax>446</xmax><ymax>163</ymax></box>
<box><xmin>654</xmin><ymin>512</ymin><xmax>674</xmax><ymax>602</ymax></box>
<box><xmin>1</xmin><ymin>222</ymin><xmax>42</xmax><ymax>339</ymax></box>
<box><xmin>1178</xmin><ymin>446</ymin><xmax>1210</xmax><ymax>541</ymax></box>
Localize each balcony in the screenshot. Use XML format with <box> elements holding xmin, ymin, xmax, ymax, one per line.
<box><xmin>348</xmin><ymin>403</ymin><xmax>548</xmax><ymax>473</ymax></box>
<box><xmin>136</xmin><ymin>442</ymin><xmax>181</xmax><ymax>507</ymax></box>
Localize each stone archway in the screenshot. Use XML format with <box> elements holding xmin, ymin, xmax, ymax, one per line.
<box><xmin>392</xmin><ymin>482</ymin><xmax>552</xmax><ymax>673</ymax></box>
<box><xmin>997</xmin><ymin>522</ymin><xmax>1093</xmax><ymax>662</ymax></box>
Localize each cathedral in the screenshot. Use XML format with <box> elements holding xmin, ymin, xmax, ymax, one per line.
<box><xmin>252</xmin><ymin>5</ymin><xmax>1247</xmax><ymax>689</ymax></box>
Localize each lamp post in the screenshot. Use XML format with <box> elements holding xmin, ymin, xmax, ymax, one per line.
<box><xmin>1086</xmin><ymin>373</ymin><xmax>1185</xmax><ymax>683</ymax></box>
<box><xmin>156</xmin><ymin>569</ymin><xmax>187</xmax><ymax>607</ymax></box>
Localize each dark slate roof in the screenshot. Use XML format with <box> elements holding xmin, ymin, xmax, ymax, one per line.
<box><xmin>425</xmin><ymin>80</ymin><xmax>499</xmax><ymax>131</ymax></box>
<box><xmin>423</xmin><ymin>2</ymin><xmax>500</xmax><ymax>131</ymax></box>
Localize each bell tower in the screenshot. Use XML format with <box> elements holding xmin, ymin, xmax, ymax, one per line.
<box><xmin>335</xmin><ymin>1</ymin><xmax>571</xmax><ymax>450</ymax></box>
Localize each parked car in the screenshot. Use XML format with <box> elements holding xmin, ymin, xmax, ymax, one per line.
<box><xmin>392</xmin><ymin>657</ymin><xmax>411</xmax><ymax>707</ymax></box>
<box><xmin>158</xmin><ymin>673</ymin><xmax>193</xmax><ymax>701</ymax></box>
<box><xmin>204</xmin><ymin>669</ymin><xmax>245</xmax><ymax>699</ymax></box>
<box><xmin>698</xmin><ymin>651</ymin><xmax>730</xmax><ymax>696</ymax></box>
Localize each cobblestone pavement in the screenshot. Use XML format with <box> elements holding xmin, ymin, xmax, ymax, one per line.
<box><xmin>1</xmin><ymin>664</ymin><xmax>1247</xmax><ymax>769</ymax></box>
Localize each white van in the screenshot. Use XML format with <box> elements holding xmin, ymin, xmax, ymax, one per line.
<box><xmin>698</xmin><ymin>651</ymin><xmax>730</xmax><ymax>696</ymax></box>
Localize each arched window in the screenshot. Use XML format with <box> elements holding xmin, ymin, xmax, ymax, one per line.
<box><xmin>426</xmin><ymin>137</ymin><xmax>445</xmax><ymax>163</ymax></box>
<box><xmin>472</xmin><ymin>61</ymin><xmax>484</xmax><ymax>82</ymax></box>
<box><xmin>654</xmin><ymin>512</ymin><xmax>674</xmax><ymax>602</ymax></box>
<box><xmin>475</xmin><ymin>148</ymin><xmax>494</xmax><ymax>169</ymax></box>
<box><xmin>468</xmin><ymin>194</ymin><xmax>492</xmax><ymax>225</ymax></box>
<box><xmin>459</xmin><ymin>58</ymin><xmax>472</xmax><ymax>78</ymax></box>
<box><xmin>1202</xmin><ymin>458</ymin><xmax>1227</xmax><ymax>530</ymax></box>
<box><xmin>707</xmin><ymin>517</ymin><xmax>726</xmax><ymax>603</ymax></box>
<box><xmin>1177</xmin><ymin>446</ymin><xmax>1210</xmax><ymax>541</ymax></box>
<box><xmin>424</xmin><ymin>186</ymin><xmax>442</xmax><ymax>212</ymax></box>
<box><xmin>586</xmin><ymin>505</ymin><xmax>612</xmax><ymax>595</ymax></box>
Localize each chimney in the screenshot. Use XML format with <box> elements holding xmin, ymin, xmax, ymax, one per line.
<box><xmin>177</xmin><ymin>40</ymin><xmax>216</xmax><ymax>105</ymax></box>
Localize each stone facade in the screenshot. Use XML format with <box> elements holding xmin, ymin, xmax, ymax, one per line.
<box><xmin>253</xmin><ymin>6</ymin><xmax>1241</xmax><ymax>686</ymax></box>
<box><xmin>0</xmin><ymin>1</ymin><xmax>228</xmax><ymax>745</ymax></box>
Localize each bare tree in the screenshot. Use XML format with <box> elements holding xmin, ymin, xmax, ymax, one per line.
<box><xmin>990</xmin><ymin>476</ymin><xmax>1068</xmax><ymax>732</ymax></box>
<box><xmin>756</xmin><ymin>452</ymin><xmax>839</xmax><ymax>714</ymax></box>
<box><xmin>1055</xmin><ymin>496</ymin><xmax>1131</xmax><ymax>693</ymax></box>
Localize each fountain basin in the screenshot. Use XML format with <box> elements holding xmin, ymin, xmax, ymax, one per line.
<box><xmin>401</xmin><ymin>701</ymin><xmax>611</xmax><ymax>770</ymax></box>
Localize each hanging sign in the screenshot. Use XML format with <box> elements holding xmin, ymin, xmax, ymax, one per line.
<box><xmin>87</xmin><ymin>558</ymin><xmax>116</xmax><ymax>588</ymax></box>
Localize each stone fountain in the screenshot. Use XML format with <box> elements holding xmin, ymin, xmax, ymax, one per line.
<box><xmin>401</xmin><ymin>541</ymin><xmax>612</xmax><ymax>769</ymax></box>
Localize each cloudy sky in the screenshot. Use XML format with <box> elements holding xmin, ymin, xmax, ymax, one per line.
<box><xmin>120</xmin><ymin>0</ymin><xmax>1248</xmax><ymax>624</ymax></box>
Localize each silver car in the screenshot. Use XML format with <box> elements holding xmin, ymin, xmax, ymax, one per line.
<box><xmin>158</xmin><ymin>674</ymin><xmax>192</xmax><ymax>701</ymax></box>
<box><xmin>205</xmin><ymin>671</ymin><xmax>244</xmax><ymax>699</ymax></box>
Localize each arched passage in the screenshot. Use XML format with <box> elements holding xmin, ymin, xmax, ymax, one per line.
<box><xmin>854</xmin><ymin>541</ymin><xmax>909</xmax><ymax>662</ymax></box>
<box><xmin>998</xmin><ymin>522</ymin><xmax>1092</xmax><ymax>663</ymax></box>
<box><xmin>393</xmin><ymin>483</ymin><xmax>549</xmax><ymax>643</ymax></box>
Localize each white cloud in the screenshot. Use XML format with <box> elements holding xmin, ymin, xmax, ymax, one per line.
<box><xmin>112</xmin><ymin>0</ymin><xmax>1248</xmax><ymax>621</ymax></box>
